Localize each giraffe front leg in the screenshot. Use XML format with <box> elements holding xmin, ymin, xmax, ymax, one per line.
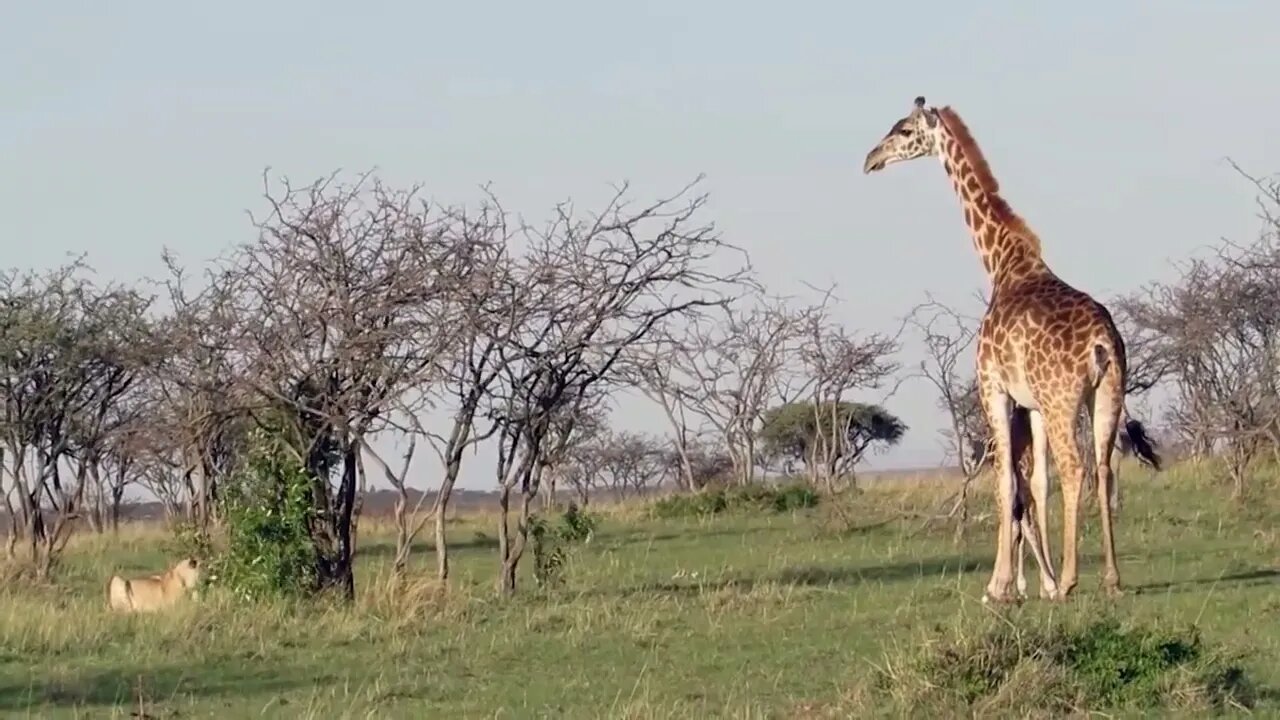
<box><xmin>980</xmin><ymin>387</ymin><xmax>1019</xmax><ymax>604</ymax></box>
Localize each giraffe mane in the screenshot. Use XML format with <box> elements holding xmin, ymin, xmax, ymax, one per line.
<box><xmin>935</xmin><ymin>106</ymin><xmax>1042</xmax><ymax>255</ymax></box>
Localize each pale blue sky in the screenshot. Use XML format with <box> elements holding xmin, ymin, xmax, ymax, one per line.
<box><xmin>4</xmin><ymin>2</ymin><xmax>1278</xmax><ymax>489</ymax></box>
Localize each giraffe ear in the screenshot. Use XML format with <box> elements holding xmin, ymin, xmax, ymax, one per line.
<box><xmin>924</xmin><ymin>109</ymin><xmax>938</xmax><ymax>129</ymax></box>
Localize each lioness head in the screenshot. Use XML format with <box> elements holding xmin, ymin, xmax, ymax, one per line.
<box><xmin>170</xmin><ymin>557</ymin><xmax>202</xmax><ymax>590</ymax></box>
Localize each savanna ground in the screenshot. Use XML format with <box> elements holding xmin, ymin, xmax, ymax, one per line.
<box><xmin>2</xmin><ymin>461</ymin><xmax>1277</xmax><ymax>718</ymax></box>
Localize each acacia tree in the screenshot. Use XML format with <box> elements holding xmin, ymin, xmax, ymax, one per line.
<box><xmin>791</xmin><ymin>287</ymin><xmax>901</xmax><ymax>488</ymax></box>
<box><xmin>758</xmin><ymin>401</ymin><xmax>906</xmax><ymax>486</ymax></box>
<box><xmin>190</xmin><ymin>170</ymin><xmax>465</xmax><ymax>600</ymax></box>
<box><xmin>908</xmin><ymin>300</ymin><xmax>983</xmax><ymax>455</ymax></box>
<box><xmin>1119</xmin><ymin>188</ymin><xmax>1280</xmax><ymax>498</ymax></box>
<box><xmin>351</xmin><ymin>199</ymin><xmax>521</xmax><ymax>583</ymax></box>
<box><xmin>622</xmin><ymin>333</ymin><xmax>705</xmax><ymax>490</ymax></box>
<box><xmin>663</xmin><ymin>295</ymin><xmax>811</xmax><ymax>486</ymax></box>
<box><xmin>0</xmin><ymin>261</ymin><xmax>161</xmax><ymax>576</ymax></box>
<box><xmin>151</xmin><ymin>256</ymin><xmax>249</xmax><ymax>529</ymax></box>
<box><xmin>565</xmin><ymin>428</ymin><xmax>666</xmax><ymax>502</ymax></box>
<box><xmin>79</xmin><ymin>351</ymin><xmax>165</xmax><ymax>534</ymax></box>
<box><xmin>485</xmin><ymin>177</ymin><xmax>750</xmax><ymax>595</ymax></box>
<box><xmin>537</xmin><ymin>393</ymin><xmax>610</xmax><ymax>508</ymax></box>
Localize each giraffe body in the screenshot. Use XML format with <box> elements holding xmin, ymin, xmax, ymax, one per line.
<box><xmin>863</xmin><ymin>97</ymin><xmax>1160</xmax><ymax>602</ymax></box>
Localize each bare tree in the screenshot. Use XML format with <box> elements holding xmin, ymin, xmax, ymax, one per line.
<box><xmin>485</xmin><ymin>177</ymin><xmax>750</xmax><ymax>595</ymax></box>
<box><xmin>190</xmin><ymin>170</ymin><xmax>465</xmax><ymax>599</ymax></box>
<box><xmin>417</xmin><ymin>200</ymin><xmax>524</xmax><ymax>583</ymax></box>
<box><xmin>621</xmin><ymin>332</ymin><xmax>707</xmax><ymax>490</ymax></box>
<box><xmin>152</xmin><ymin>257</ymin><xmax>247</xmax><ymax>529</ymax></box>
<box><xmin>0</xmin><ymin>260</ymin><xmax>161</xmax><ymax>576</ymax></box>
<box><xmin>908</xmin><ymin>299</ymin><xmax>984</xmax><ymax>468</ymax></box>
<box><xmin>904</xmin><ymin>296</ymin><xmax>1022</xmax><ymax>543</ymax></box>
<box><xmin>538</xmin><ymin>393</ymin><xmax>610</xmax><ymax>509</ymax></box>
<box><xmin>665</xmin><ymin>294</ymin><xmax>810</xmax><ymax>486</ymax></box>
<box><xmin>1120</xmin><ymin>222</ymin><xmax>1280</xmax><ymax>497</ymax></box>
<box><xmin>562</xmin><ymin>428</ymin><xmax>666</xmax><ymax>503</ymax></box>
<box><xmin>793</xmin><ymin>287</ymin><xmax>901</xmax><ymax>488</ymax></box>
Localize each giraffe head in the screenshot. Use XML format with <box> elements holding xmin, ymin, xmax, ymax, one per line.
<box><xmin>862</xmin><ymin>96</ymin><xmax>943</xmax><ymax>174</ymax></box>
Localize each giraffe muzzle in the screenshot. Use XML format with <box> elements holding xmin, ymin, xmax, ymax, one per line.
<box><xmin>863</xmin><ymin>149</ymin><xmax>887</xmax><ymax>174</ymax></box>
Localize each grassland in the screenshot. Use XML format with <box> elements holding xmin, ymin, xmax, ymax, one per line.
<box><xmin>1</xmin><ymin>461</ymin><xmax>1277</xmax><ymax>718</ymax></box>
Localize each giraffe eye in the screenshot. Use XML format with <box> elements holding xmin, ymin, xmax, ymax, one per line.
<box><xmin>898</xmin><ymin>128</ymin><xmax>914</xmax><ymax>137</ymax></box>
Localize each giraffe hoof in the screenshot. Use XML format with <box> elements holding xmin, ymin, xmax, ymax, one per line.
<box><xmin>1104</xmin><ymin>583</ymin><xmax>1125</xmax><ymax>599</ymax></box>
<box><xmin>983</xmin><ymin>590</ymin><xmax>1022</xmax><ymax>605</ymax></box>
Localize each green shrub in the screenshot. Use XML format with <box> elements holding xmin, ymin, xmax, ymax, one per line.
<box><xmin>647</xmin><ymin>482</ymin><xmax>820</xmax><ymax>519</ymax></box>
<box><xmin>530</xmin><ymin>503</ymin><xmax>600</xmax><ymax>588</ymax></box>
<box><xmin>767</xmin><ymin>483</ymin><xmax>821</xmax><ymax>512</ymax></box>
<box><xmin>208</xmin><ymin>427</ymin><xmax>317</xmax><ymax>601</ymax></box>
<box><xmin>647</xmin><ymin>489</ymin><xmax>729</xmax><ymax>519</ymax></box>
<box><xmin>884</xmin><ymin>617</ymin><xmax>1255</xmax><ymax>714</ymax></box>
<box><xmin>166</xmin><ymin>519</ymin><xmax>216</xmax><ymax>564</ymax></box>
<box><xmin>557</xmin><ymin>502</ymin><xmax>598</xmax><ymax>543</ymax></box>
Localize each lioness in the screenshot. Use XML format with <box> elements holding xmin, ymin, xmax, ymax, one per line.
<box><xmin>107</xmin><ymin>557</ymin><xmax>202</xmax><ymax>612</ymax></box>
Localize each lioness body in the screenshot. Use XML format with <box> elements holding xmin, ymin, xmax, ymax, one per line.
<box><xmin>107</xmin><ymin>557</ymin><xmax>202</xmax><ymax>612</ymax></box>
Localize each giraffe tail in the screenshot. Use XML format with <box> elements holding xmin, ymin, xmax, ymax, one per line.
<box><xmin>1092</xmin><ymin>341</ymin><xmax>1162</xmax><ymax>472</ymax></box>
<box><xmin>1119</xmin><ymin>405</ymin><xmax>1162</xmax><ymax>471</ymax></box>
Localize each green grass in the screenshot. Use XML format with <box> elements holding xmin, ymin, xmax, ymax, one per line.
<box><xmin>1</xmin><ymin>462</ymin><xmax>1277</xmax><ymax>718</ymax></box>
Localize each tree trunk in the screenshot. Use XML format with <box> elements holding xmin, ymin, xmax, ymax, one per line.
<box><xmin>432</xmin><ymin>448</ymin><xmax>465</xmax><ymax>583</ymax></box>
<box><xmin>334</xmin><ymin>444</ymin><xmax>359</xmax><ymax>601</ymax></box>
<box><xmin>496</xmin><ymin>484</ymin><xmax>515</xmax><ymax>596</ymax></box>
<box><xmin>392</xmin><ymin>489</ymin><xmax>411</xmax><ymax>576</ymax></box>
<box><xmin>110</xmin><ymin>481</ymin><xmax>125</xmax><ymax>534</ymax></box>
<box><xmin>434</xmin><ymin>497</ymin><xmax>450</xmax><ymax>583</ymax></box>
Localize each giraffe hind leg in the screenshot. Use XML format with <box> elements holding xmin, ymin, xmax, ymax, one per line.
<box><xmin>1089</xmin><ymin>379</ymin><xmax>1125</xmax><ymax>596</ymax></box>
<box><xmin>1012</xmin><ymin>406</ymin><xmax>1059</xmax><ymax>600</ymax></box>
<box><xmin>1045</xmin><ymin>400</ymin><xmax>1087</xmax><ymax>599</ymax></box>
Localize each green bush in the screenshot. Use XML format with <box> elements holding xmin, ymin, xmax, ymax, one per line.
<box><xmin>530</xmin><ymin>503</ymin><xmax>600</xmax><ymax>588</ymax></box>
<box><xmin>886</xmin><ymin>617</ymin><xmax>1254</xmax><ymax>713</ymax></box>
<box><xmin>557</xmin><ymin>502</ymin><xmax>598</xmax><ymax>543</ymax></box>
<box><xmin>766</xmin><ymin>483</ymin><xmax>821</xmax><ymax>512</ymax></box>
<box><xmin>208</xmin><ymin>427</ymin><xmax>317</xmax><ymax>601</ymax></box>
<box><xmin>647</xmin><ymin>482</ymin><xmax>820</xmax><ymax>519</ymax></box>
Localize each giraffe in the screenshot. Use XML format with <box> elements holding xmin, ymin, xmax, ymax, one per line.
<box><xmin>862</xmin><ymin>97</ymin><xmax>1161</xmax><ymax>602</ymax></box>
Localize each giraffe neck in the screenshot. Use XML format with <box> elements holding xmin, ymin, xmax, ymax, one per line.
<box><xmin>932</xmin><ymin>107</ymin><xmax>1046</xmax><ymax>288</ymax></box>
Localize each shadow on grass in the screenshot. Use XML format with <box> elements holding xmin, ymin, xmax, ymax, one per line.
<box><xmin>1134</xmin><ymin>567</ymin><xmax>1280</xmax><ymax>594</ymax></box>
<box><xmin>613</xmin><ymin>555</ymin><xmax>989</xmax><ymax>598</ymax></box>
<box><xmin>356</xmin><ymin>524</ymin><xmax>783</xmax><ymax>562</ymax></box>
<box><xmin>0</xmin><ymin>661</ymin><xmax>326</xmax><ymax>711</ymax></box>
<box><xmin>597</xmin><ymin>525</ymin><xmax>789</xmax><ymax>548</ymax></box>
<box><xmin>355</xmin><ymin>533</ymin><xmax>500</xmax><ymax>560</ymax></box>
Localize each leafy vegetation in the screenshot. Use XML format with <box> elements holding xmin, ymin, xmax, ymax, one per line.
<box><xmin>889</xmin><ymin>617</ymin><xmax>1254</xmax><ymax>713</ymax></box>
<box><xmin>646</xmin><ymin>481</ymin><xmax>821</xmax><ymax>519</ymax></box>
<box><xmin>207</xmin><ymin>428</ymin><xmax>317</xmax><ymax>601</ymax></box>
<box><xmin>758</xmin><ymin>400</ymin><xmax>907</xmax><ymax>476</ymax></box>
